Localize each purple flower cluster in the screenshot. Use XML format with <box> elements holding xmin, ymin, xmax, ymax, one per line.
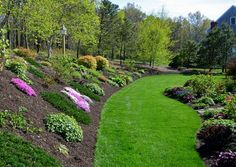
<box><xmin>214</xmin><ymin>150</ymin><xmax>236</xmax><ymax>167</ymax></box>
<box><xmin>165</xmin><ymin>87</ymin><xmax>195</xmax><ymax>103</ymax></box>
<box><xmin>11</xmin><ymin>77</ymin><xmax>37</xmax><ymax>96</ymax></box>
<box><xmin>61</xmin><ymin>87</ymin><xmax>92</xmax><ymax>112</ymax></box>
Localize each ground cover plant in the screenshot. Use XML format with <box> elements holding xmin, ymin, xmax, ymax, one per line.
<box><xmin>41</xmin><ymin>92</ymin><xmax>91</xmax><ymax>125</ymax></box>
<box><xmin>0</xmin><ymin>132</ymin><xmax>62</xmax><ymax>167</ymax></box>
<box><xmin>95</xmin><ymin>75</ymin><xmax>203</xmax><ymax>167</ymax></box>
<box><xmin>11</xmin><ymin>78</ymin><xmax>37</xmax><ymax>96</ymax></box>
<box><xmin>45</xmin><ymin>113</ymin><xmax>83</xmax><ymax>142</ymax></box>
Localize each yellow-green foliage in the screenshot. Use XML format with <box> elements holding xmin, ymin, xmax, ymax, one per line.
<box><xmin>78</xmin><ymin>55</ymin><xmax>97</xmax><ymax>70</ymax></box>
<box><xmin>95</xmin><ymin>56</ymin><xmax>109</xmax><ymax>70</ymax></box>
<box><xmin>40</xmin><ymin>61</ymin><xmax>52</xmax><ymax>67</ymax></box>
<box><xmin>14</xmin><ymin>47</ymin><xmax>37</xmax><ymax>59</ymax></box>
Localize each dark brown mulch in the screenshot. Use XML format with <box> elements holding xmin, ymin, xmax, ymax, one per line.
<box><xmin>0</xmin><ymin>69</ymin><xmax>121</xmax><ymax>167</ymax></box>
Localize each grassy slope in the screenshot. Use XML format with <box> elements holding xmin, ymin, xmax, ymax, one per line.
<box><xmin>95</xmin><ymin>74</ymin><xmax>204</xmax><ymax>167</ymax></box>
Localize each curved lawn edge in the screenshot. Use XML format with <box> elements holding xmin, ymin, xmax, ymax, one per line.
<box><xmin>94</xmin><ymin>74</ymin><xmax>204</xmax><ymax>167</ymax></box>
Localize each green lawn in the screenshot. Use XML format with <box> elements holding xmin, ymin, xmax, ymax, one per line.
<box><xmin>94</xmin><ymin>74</ymin><xmax>204</xmax><ymax>167</ymax></box>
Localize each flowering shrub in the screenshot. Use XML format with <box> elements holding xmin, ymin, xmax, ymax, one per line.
<box><xmin>164</xmin><ymin>87</ymin><xmax>195</xmax><ymax>103</ymax></box>
<box><xmin>78</xmin><ymin>55</ymin><xmax>97</xmax><ymax>70</ymax></box>
<box><xmin>95</xmin><ymin>56</ymin><xmax>109</xmax><ymax>70</ymax></box>
<box><xmin>61</xmin><ymin>87</ymin><xmax>92</xmax><ymax>112</ymax></box>
<box><xmin>213</xmin><ymin>151</ymin><xmax>236</xmax><ymax>167</ymax></box>
<box><xmin>45</xmin><ymin>113</ymin><xmax>83</xmax><ymax>142</ymax></box>
<box><xmin>11</xmin><ymin>78</ymin><xmax>37</xmax><ymax>96</ymax></box>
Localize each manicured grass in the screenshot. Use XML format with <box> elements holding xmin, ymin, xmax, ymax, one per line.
<box><xmin>95</xmin><ymin>74</ymin><xmax>204</xmax><ymax>167</ymax></box>
<box><xmin>0</xmin><ymin>132</ymin><xmax>62</xmax><ymax>167</ymax></box>
<box><xmin>41</xmin><ymin>92</ymin><xmax>91</xmax><ymax>125</ymax></box>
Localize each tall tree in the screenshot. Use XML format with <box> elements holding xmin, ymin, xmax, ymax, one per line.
<box><xmin>138</xmin><ymin>16</ymin><xmax>172</xmax><ymax>66</ymax></box>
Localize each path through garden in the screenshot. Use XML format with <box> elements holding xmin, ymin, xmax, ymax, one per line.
<box><xmin>95</xmin><ymin>74</ymin><xmax>204</xmax><ymax>167</ymax></box>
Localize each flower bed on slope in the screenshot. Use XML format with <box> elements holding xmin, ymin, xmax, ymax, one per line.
<box><xmin>164</xmin><ymin>74</ymin><xmax>236</xmax><ymax>167</ymax></box>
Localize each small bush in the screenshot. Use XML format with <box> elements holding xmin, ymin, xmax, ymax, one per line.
<box><xmin>203</xmin><ymin>109</ymin><xmax>228</xmax><ymax>120</ymax></box>
<box><xmin>41</xmin><ymin>92</ymin><xmax>91</xmax><ymax>125</ymax></box>
<box><xmin>6</xmin><ymin>57</ymin><xmax>32</xmax><ymax>84</ymax></box>
<box><xmin>78</xmin><ymin>55</ymin><xmax>97</xmax><ymax>70</ymax></box>
<box><xmin>194</xmin><ymin>96</ymin><xmax>215</xmax><ymax>106</ymax></box>
<box><xmin>45</xmin><ymin>113</ymin><xmax>83</xmax><ymax>142</ymax></box>
<box><xmin>69</xmin><ymin>81</ymin><xmax>100</xmax><ymax>101</ymax></box>
<box><xmin>86</xmin><ymin>83</ymin><xmax>105</xmax><ymax>96</ymax></box>
<box><xmin>14</xmin><ymin>47</ymin><xmax>37</xmax><ymax>59</ymax></box>
<box><xmin>28</xmin><ymin>66</ymin><xmax>44</xmax><ymax>78</ymax></box>
<box><xmin>71</xmin><ymin>71</ymin><xmax>82</xmax><ymax>79</ymax></box>
<box><xmin>109</xmin><ymin>76</ymin><xmax>126</xmax><ymax>87</ymax></box>
<box><xmin>202</xmin><ymin>119</ymin><xmax>236</xmax><ymax>130</ymax></box>
<box><xmin>96</xmin><ymin>56</ymin><xmax>109</xmax><ymax>70</ymax></box>
<box><xmin>197</xmin><ymin>125</ymin><xmax>233</xmax><ymax>152</ymax></box>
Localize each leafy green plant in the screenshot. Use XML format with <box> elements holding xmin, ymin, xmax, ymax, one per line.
<box><xmin>86</xmin><ymin>83</ymin><xmax>105</xmax><ymax>96</ymax></box>
<box><xmin>0</xmin><ymin>29</ymin><xmax>10</xmax><ymax>72</ymax></box>
<box><xmin>109</xmin><ymin>76</ymin><xmax>126</xmax><ymax>87</ymax></box>
<box><xmin>41</xmin><ymin>92</ymin><xmax>91</xmax><ymax>124</ymax></box>
<box><xmin>0</xmin><ymin>132</ymin><xmax>62</xmax><ymax>167</ymax></box>
<box><xmin>28</xmin><ymin>66</ymin><xmax>44</xmax><ymax>78</ymax></box>
<box><xmin>124</xmin><ymin>59</ymin><xmax>136</xmax><ymax>71</ymax></box>
<box><xmin>24</xmin><ymin>57</ymin><xmax>42</xmax><ymax>68</ymax></box>
<box><xmin>40</xmin><ymin>60</ymin><xmax>52</xmax><ymax>67</ymax></box>
<box><xmin>50</xmin><ymin>55</ymin><xmax>77</xmax><ymax>81</ymax></box>
<box><xmin>57</xmin><ymin>144</ymin><xmax>69</xmax><ymax>156</ymax></box>
<box><xmin>202</xmin><ymin>119</ymin><xmax>236</xmax><ymax>131</ymax></box>
<box><xmin>5</xmin><ymin>57</ymin><xmax>32</xmax><ymax>84</ymax></box>
<box><xmin>0</xmin><ymin>110</ymin><xmax>41</xmax><ymax>133</ymax></box>
<box><xmin>189</xmin><ymin>75</ymin><xmax>217</xmax><ymax>97</ymax></box>
<box><xmin>45</xmin><ymin>113</ymin><xmax>83</xmax><ymax>142</ymax></box>
<box><xmin>193</xmin><ymin>96</ymin><xmax>215</xmax><ymax>106</ymax></box>
<box><xmin>69</xmin><ymin>81</ymin><xmax>100</xmax><ymax>101</ymax></box>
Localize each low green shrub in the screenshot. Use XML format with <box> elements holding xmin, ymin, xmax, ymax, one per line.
<box><xmin>71</xmin><ymin>71</ymin><xmax>82</xmax><ymax>79</ymax></box>
<box><xmin>41</xmin><ymin>92</ymin><xmax>91</xmax><ymax>124</ymax></box>
<box><xmin>69</xmin><ymin>81</ymin><xmax>100</xmax><ymax>101</ymax></box>
<box><xmin>28</xmin><ymin>66</ymin><xmax>44</xmax><ymax>79</ymax></box>
<box><xmin>95</xmin><ymin>56</ymin><xmax>109</xmax><ymax>70</ymax></box>
<box><xmin>109</xmin><ymin>76</ymin><xmax>126</xmax><ymax>87</ymax></box>
<box><xmin>45</xmin><ymin>113</ymin><xmax>83</xmax><ymax>142</ymax></box>
<box><xmin>192</xmin><ymin>103</ymin><xmax>208</xmax><ymax>110</ymax></box>
<box><xmin>86</xmin><ymin>83</ymin><xmax>105</xmax><ymax>96</ymax></box>
<box><xmin>203</xmin><ymin>109</ymin><xmax>227</xmax><ymax>120</ymax></box>
<box><xmin>0</xmin><ymin>132</ymin><xmax>62</xmax><ymax>167</ymax></box>
<box><xmin>194</xmin><ymin>96</ymin><xmax>215</xmax><ymax>106</ymax></box>
<box><xmin>202</xmin><ymin>119</ymin><xmax>236</xmax><ymax>131</ymax></box>
<box><xmin>188</xmin><ymin>75</ymin><xmax>217</xmax><ymax>97</ymax></box>
<box><xmin>24</xmin><ymin>57</ymin><xmax>42</xmax><ymax>68</ymax></box>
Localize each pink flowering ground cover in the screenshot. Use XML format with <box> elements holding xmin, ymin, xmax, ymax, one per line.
<box><xmin>11</xmin><ymin>78</ymin><xmax>37</xmax><ymax>96</ymax></box>
<box><xmin>62</xmin><ymin>87</ymin><xmax>92</xmax><ymax>112</ymax></box>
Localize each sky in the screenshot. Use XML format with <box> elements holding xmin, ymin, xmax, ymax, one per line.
<box><xmin>111</xmin><ymin>0</ymin><xmax>236</xmax><ymax>20</ymax></box>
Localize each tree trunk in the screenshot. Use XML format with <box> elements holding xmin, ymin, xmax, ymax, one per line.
<box><xmin>47</xmin><ymin>37</ymin><xmax>53</xmax><ymax>58</ymax></box>
<box><xmin>119</xmin><ymin>45</ymin><xmax>123</xmax><ymax>66</ymax></box>
<box><xmin>111</xmin><ymin>46</ymin><xmax>114</xmax><ymax>60</ymax></box>
<box><xmin>76</xmin><ymin>40</ymin><xmax>81</xmax><ymax>58</ymax></box>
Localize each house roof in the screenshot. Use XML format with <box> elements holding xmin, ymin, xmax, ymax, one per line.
<box><xmin>216</xmin><ymin>5</ymin><xmax>236</xmax><ymax>34</ymax></box>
